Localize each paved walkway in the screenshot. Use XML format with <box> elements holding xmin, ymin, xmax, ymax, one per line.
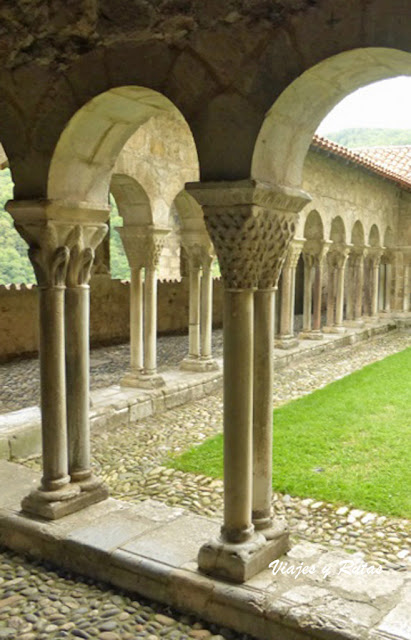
<box><xmin>0</xmin><ymin>332</ymin><xmax>224</xmax><ymax>413</ymax></box>
<box><xmin>1</xmin><ymin>328</ymin><xmax>411</xmax><ymax>639</ymax></box>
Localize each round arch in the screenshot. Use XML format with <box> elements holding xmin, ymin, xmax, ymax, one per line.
<box><xmin>304</xmin><ymin>210</ymin><xmax>324</xmax><ymax>240</ymax></box>
<box><xmin>351</xmin><ymin>220</ymin><xmax>365</xmax><ymax>246</ymax></box>
<box><xmin>252</xmin><ymin>48</ymin><xmax>411</xmax><ymax>188</ymax></box>
<box><xmin>48</xmin><ymin>86</ymin><xmax>199</xmax><ymax>209</ymax></box>
<box><xmin>110</xmin><ymin>174</ymin><xmax>152</xmax><ymax>226</ymax></box>
<box><xmin>330</xmin><ymin>216</ymin><xmax>346</xmax><ymax>244</ymax></box>
<box><xmin>384</xmin><ymin>226</ymin><xmax>395</xmax><ymax>248</ymax></box>
<box><xmin>369</xmin><ymin>224</ymin><xmax>381</xmax><ymax>247</ymax></box>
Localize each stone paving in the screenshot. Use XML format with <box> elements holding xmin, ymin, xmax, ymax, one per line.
<box><xmin>0</xmin><ymin>333</ymin><xmax>223</xmax><ymax>413</ymax></box>
<box><xmin>1</xmin><ymin>327</ymin><xmax>411</xmax><ymax>639</ymax></box>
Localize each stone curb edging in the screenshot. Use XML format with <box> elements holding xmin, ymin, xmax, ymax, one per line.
<box><xmin>0</xmin><ymin>317</ymin><xmax>407</xmax><ymax>462</ymax></box>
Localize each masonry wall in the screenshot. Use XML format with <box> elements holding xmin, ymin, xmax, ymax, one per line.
<box><xmin>0</xmin><ymin>277</ymin><xmax>223</xmax><ymax>362</ymax></box>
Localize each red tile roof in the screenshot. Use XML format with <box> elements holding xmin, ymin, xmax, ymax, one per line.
<box><xmin>311</xmin><ymin>135</ymin><xmax>411</xmax><ymax>191</ymax></box>
<box><xmin>354</xmin><ymin>145</ymin><xmax>411</xmax><ymax>183</ymax></box>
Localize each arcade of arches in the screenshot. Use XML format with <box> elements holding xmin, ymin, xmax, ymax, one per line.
<box><xmin>1</xmin><ymin>0</ymin><xmax>411</xmax><ymax>598</ymax></box>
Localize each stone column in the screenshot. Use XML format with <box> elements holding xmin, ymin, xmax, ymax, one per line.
<box><xmin>323</xmin><ymin>247</ymin><xmax>348</xmax><ymax>333</ymax></box>
<box><xmin>180</xmin><ymin>240</ymin><xmax>219</xmax><ymax>372</ymax></box>
<box><xmin>188</xmin><ymin>179</ymin><xmax>310</xmax><ymax>583</ymax></box>
<box><xmin>130</xmin><ymin>267</ymin><xmax>144</xmax><ymax>371</ymax></box>
<box><xmin>345</xmin><ymin>248</ymin><xmax>366</xmax><ymax>327</ymax></box>
<box><xmin>325</xmin><ymin>252</ymin><xmax>336</xmax><ymax>328</ymax></box>
<box><xmin>379</xmin><ymin>263</ymin><xmax>385</xmax><ymax>312</ymax></box>
<box><xmin>354</xmin><ymin>251</ymin><xmax>365</xmax><ymax>320</ymax></box>
<box><xmin>301</xmin><ymin>245</ymin><xmax>328</xmax><ymax>339</ymax></box>
<box><xmin>8</xmin><ymin>200</ymin><xmax>109</xmax><ymax>519</ymax></box>
<box><xmin>403</xmin><ymin>263</ymin><xmax>410</xmax><ymax>312</ymax></box>
<box><xmin>312</xmin><ymin>253</ymin><xmax>325</xmax><ymax>334</ymax></box>
<box><xmin>384</xmin><ymin>262</ymin><xmax>392</xmax><ymax>313</ymax></box>
<box><xmin>345</xmin><ymin>254</ymin><xmax>355</xmax><ymax>321</ymax></box>
<box><xmin>334</xmin><ymin>250</ymin><xmax>349</xmax><ymax>331</ymax></box>
<box><xmin>275</xmin><ymin>241</ymin><xmax>303</xmax><ymax>349</ymax></box>
<box><xmin>119</xmin><ymin>226</ymin><xmax>169</xmax><ymax>388</ymax></box>
<box><xmin>301</xmin><ymin>252</ymin><xmax>314</xmax><ymax>333</ymax></box>
<box><xmin>369</xmin><ymin>250</ymin><xmax>383</xmax><ymax>319</ymax></box>
<box><xmin>65</xmin><ymin>224</ymin><xmax>109</xmax><ymax>499</ymax></box>
<box><xmin>200</xmin><ymin>254</ymin><xmax>216</xmax><ymax>364</ymax></box>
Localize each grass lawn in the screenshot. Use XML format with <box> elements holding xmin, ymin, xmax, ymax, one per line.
<box><xmin>168</xmin><ymin>347</ymin><xmax>411</xmax><ymax>518</ymax></box>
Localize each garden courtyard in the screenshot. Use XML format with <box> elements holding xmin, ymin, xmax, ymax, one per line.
<box><xmin>0</xmin><ymin>327</ymin><xmax>410</xmax><ymax>640</ymax></box>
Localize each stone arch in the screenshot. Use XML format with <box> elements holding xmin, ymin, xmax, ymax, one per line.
<box><xmin>252</xmin><ymin>48</ymin><xmax>411</xmax><ymax>188</ymax></box>
<box><xmin>47</xmin><ymin>86</ymin><xmax>199</xmax><ymax>209</ymax></box>
<box><xmin>369</xmin><ymin>224</ymin><xmax>381</xmax><ymax>248</ymax></box>
<box><xmin>351</xmin><ymin>221</ymin><xmax>365</xmax><ymax>247</ymax></box>
<box><xmin>330</xmin><ymin>216</ymin><xmax>346</xmax><ymax>245</ymax></box>
<box><xmin>384</xmin><ymin>226</ymin><xmax>395</xmax><ymax>248</ymax></box>
<box><xmin>110</xmin><ymin>174</ymin><xmax>152</xmax><ymax>226</ymax></box>
<box><xmin>304</xmin><ymin>210</ymin><xmax>324</xmax><ymax>240</ymax></box>
<box><xmin>173</xmin><ymin>190</ymin><xmax>206</xmax><ymax>234</ymax></box>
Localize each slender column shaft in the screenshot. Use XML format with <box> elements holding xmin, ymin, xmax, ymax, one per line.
<box><xmin>39</xmin><ymin>286</ymin><xmax>70</xmax><ymax>491</ymax></box>
<box><xmin>65</xmin><ymin>285</ymin><xmax>91</xmax><ymax>482</ymax></box>
<box><xmin>379</xmin><ymin>264</ymin><xmax>385</xmax><ymax>311</ymax></box>
<box><xmin>326</xmin><ymin>265</ymin><xmax>335</xmax><ymax>327</ymax></box>
<box><xmin>252</xmin><ymin>288</ymin><xmax>275</xmax><ymax>529</ymax></box>
<box><xmin>403</xmin><ymin>265</ymin><xmax>410</xmax><ymax>312</ymax></box>
<box><xmin>201</xmin><ymin>264</ymin><xmax>213</xmax><ymax>358</ymax></box>
<box><xmin>346</xmin><ymin>262</ymin><xmax>354</xmax><ymax>320</ymax></box>
<box><xmin>130</xmin><ymin>267</ymin><xmax>143</xmax><ymax>371</ymax></box>
<box><xmin>335</xmin><ymin>265</ymin><xmax>345</xmax><ymax>326</ymax></box>
<box><xmin>384</xmin><ymin>264</ymin><xmax>392</xmax><ymax>312</ymax></box>
<box><xmin>371</xmin><ymin>264</ymin><xmax>380</xmax><ymax>317</ymax></box>
<box><xmin>354</xmin><ymin>258</ymin><xmax>364</xmax><ymax>319</ymax></box>
<box><xmin>289</xmin><ymin>266</ymin><xmax>297</xmax><ymax>335</ymax></box>
<box><xmin>188</xmin><ymin>263</ymin><xmax>201</xmax><ymax>357</ymax></box>
<box><xmin>312</xmin><ymin>263</ymin><xmax>323</xmax><ymax>331</ymax></box>
<box><xmin>279</xmin><ymin>266</ymin><xmax>292</xmax><ymax>336</ymax></box>
<box><xmin>302</xmin><ymin>261</ymin><xmax>312</xmax><ymax>332</ymax></box>
<box><xmin>222</xmin><ymin>289</ymin><xmax>254</xmax><ymax>543</ymax></box>
<box><xmin>144</xmin><ymin>267</ymin><xmax>158</xmax><ymax>373</ymax></box>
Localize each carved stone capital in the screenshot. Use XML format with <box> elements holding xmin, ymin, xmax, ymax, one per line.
<box><xmin>65</xmin><ymin>224</ymin><xmax>108</xmax><ymax>287</ymax></box>
<box><xmin>327</xmin><ymin>245</ymin><xmax>350</xmax><ymax>270</ymax></box>
<box><xmin>349</xmin><ymin>246</ymin><xmax>367</xmax><ymax>267</ymax></box>
<box><xmin>117</xmin><ymin>225</ymin><xmax>170</xmax><ymax>270</ymax></box>
<box><xmin>181</xmin><ymin>233</ymin><xmax>215</xmax><ymax>271</ymax></box>
<box><xmin>186</xmin><ymin>180</ymin><xmax>311</xmax><ymax>289</ymax></box>
<box><xmin>7</xmin><ymin>199</ymin><xmax>110</xmax><ymax>288</ymax></box>
<box><xmin>367</xmin><ymin>248</ymin><xmax>384</xmax><ymax>269</ymax></box>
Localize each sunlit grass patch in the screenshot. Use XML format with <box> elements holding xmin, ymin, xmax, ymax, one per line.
<box><xmin>168</xmin><ymin>348</ymin><xmax>411</xmax><ymax>518</ymax></box>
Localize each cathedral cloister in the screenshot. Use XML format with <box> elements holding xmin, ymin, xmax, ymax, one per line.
<box><xmin>0</xmin><ymin>3</ymin><xmax>411</xmax><ymax>640</ymax></box>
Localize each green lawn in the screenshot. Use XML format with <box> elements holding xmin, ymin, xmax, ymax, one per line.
<box><xmin>168</xmin><ymin>347</ymin><xmax>411</xmax><ymax>518</ymax></box>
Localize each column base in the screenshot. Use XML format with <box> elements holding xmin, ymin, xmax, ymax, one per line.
<box><xmin>21</xmin><ymin>481</ymin><xmax>109</xmax><ymax>520</ymax></box>
<box><xmin>322</xmin><ymin>325</ymin><xmax>346</xmax><ymax>334</ymax></box>
<box><xmin>180</xmin><ymin>356</ymin><xmax>220</xmax><ymax>373</ymax></box>
<box><xmin>198</xmin><ymin>528</ymin><xmax>289</xmax><ymax>583</ymax></box>
<box><xmin>121</xmin><ymin>371</ymin><xmax>165</xmax><ymax>389</ymax></box>
<box><xmin>344</xmin><ymin>319</ymin><xmax>365</xmax><ymax>328</ymax></box>
<box><xmin>275</xmin><ymin>335</ymin><xmax>299</xmax><ymax>350</ymax></box>
<box><xmin>299</xmin><ymin>330</ymin><xmax>323</xmax><ymax>340</ymax></box>
<box><xmin>253</xmin><ymin>515</ymin><xmax>289</xmax><ymax>541</ymax></box>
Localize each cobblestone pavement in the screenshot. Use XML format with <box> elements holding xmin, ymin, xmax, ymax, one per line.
<box><xmin>0</xmin><ymin>332</ymin><xmax>224</xmax><ymax>413</ymax></box>
<box><xmin>3</xmin><ymin>328</ymin><xmax>411</xmax><ymax>639</ymax></box>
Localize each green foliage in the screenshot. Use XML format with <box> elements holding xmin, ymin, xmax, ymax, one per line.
<box><xmin>0</xmin><ymin>169</ymin><xmax>35</xmax><ymax>284</ymax></box>
<box><xmin>109</xmin><ymin>196</ymin><xmax>130</xmax><ymax>280</ymax></box>
<box><xmin>168</xmin><ymin>348</ymin><xmax>411</xmax><ymax>518</ymax></box>
<box><xmin>326</xmin><ymin>127</ymin><xmax>411</xmax><ymax>148</ymax></box>
<box><xmin>0</xmin><ymin>174</ymin><xmax>130</xmax><ymax>284</ymax></box>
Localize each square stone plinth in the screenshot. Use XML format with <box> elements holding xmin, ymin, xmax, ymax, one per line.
<box><xmin>198</xmin><ymin>529</ymin><xmax>290</xmax><ymax>583</ymax></box>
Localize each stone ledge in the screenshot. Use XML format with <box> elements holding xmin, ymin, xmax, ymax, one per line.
<box><xmin>0</xmin><ymin>460</ymin><xmax>409</xmax><ymax>640</ymax></box>
<box><xmin>0</xmin><ymin>318</ymin><xmax>402</xmax><ymax>461</ymax></box>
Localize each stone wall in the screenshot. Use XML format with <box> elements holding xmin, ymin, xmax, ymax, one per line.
<box><xmin>0</xmin><ymin>277</ymin><xmax>223</xmax><ymax>362</ymax></box>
